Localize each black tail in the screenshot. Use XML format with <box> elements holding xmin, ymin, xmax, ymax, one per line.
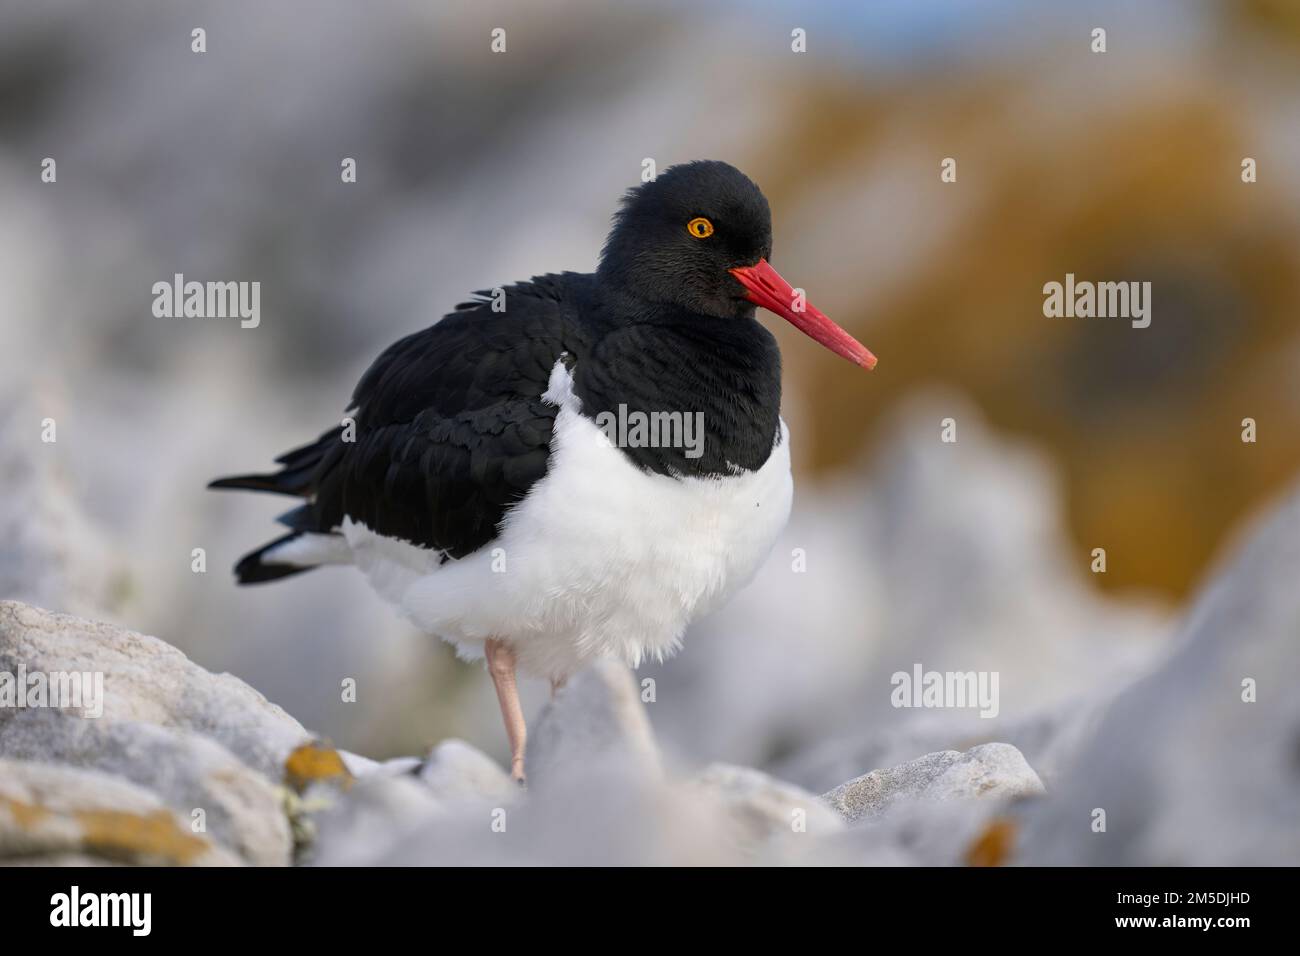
<box><xmin>207</xmin><ymin>473</ymin><xmax>305</xmax><ymax>496</ymax></box>
<box><xmin>207</xmin><ymin>426</ymin><xmax>342</xmax><ymax>498</ymax></box>
<box><xmin>211</xmin><ymin>426</ymin><xmax>345</xmax><ymax>585</ymax></box>
<box><xmin>233</xmin><ymin>532</ymin><xmax>314</xmax><ymax>585</ymax></box>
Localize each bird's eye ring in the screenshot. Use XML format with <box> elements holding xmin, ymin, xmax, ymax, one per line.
<box><xmin>687</xmin><ymin>217</ymin><xmax>714</xmax><ymax>239</ymax></box>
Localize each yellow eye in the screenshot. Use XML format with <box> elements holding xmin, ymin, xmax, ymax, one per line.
<box><xmin>687</xmin><ymin>217</ymin><xmax>714</xmax><ymax>239</ymax></box>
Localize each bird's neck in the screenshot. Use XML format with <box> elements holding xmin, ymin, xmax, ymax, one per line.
<box><xmin>574</xmin><ymin>292</ymin><xmax>783</xmax><ymax>477</ymax></box>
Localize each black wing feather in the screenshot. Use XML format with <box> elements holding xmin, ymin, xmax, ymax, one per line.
<box><xmin>212</xmin><ymin>273</ymin><xmax>590</xmax><ymax>567</ymax></box>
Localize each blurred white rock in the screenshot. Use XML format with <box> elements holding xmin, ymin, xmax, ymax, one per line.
<box><xmin>337</xmin><ymin>751</ymin><xmax>421</xmax><ymax>778</ymax></box>
<box><xmin>305</xmin><ymin>773</ymin><xmax>444</xmax><ymax>867</ymax></box>
<box><xmin>418</xmin><ymin>739</ymin><xmax>518</xmax><ymax>805</ymax></box>
<box><xmin>777</xmin><ymin>693</ymin><xmax>1109</xmax><ymax>796</ymax></box>
<box><xmin>1019</xmin><ymin>482</ymin><xmax>1300</xmax><ymax>865</ymax></box>
<box><xmin>0</xmin><ymin>389</ymin><xmax>125</xmax><ymax>619</ymax></box>
<box><xmin>365</xmin><ymin>768</ymin><xmax>741</xmax><ymax>867</ymax></box>
<box><xmin>831</xmin><ymin>797</ymin><xmax>1022</xmax><ymax>867</ymax></box>
<box><xmin>526</xmin><ymin>658</ymin><xmax>662</xmax><ymax>791</ymax></box>
<box><xmin>688</xmin><ymin>763</ymin><xmax>844</xmax><ymax>850</ymax></box>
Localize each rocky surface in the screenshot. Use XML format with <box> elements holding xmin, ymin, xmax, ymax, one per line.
<box><xmin>0</xmin><ymin>714</ymin><xmax>290</xmax><ymax>866</ymax></box>
<box><xmin>822</xmin><ymin>743</ymin><xmax>1044</xmax><ymax>823</ymax></box>
<box><xmin>0</xmin><ymin>598</ymin><xmax>1038</xmax><ymax>866</ymax></box>
<box><xmin>0</xmin><ymin>600</ymin><xmax>308</xmax><ymax>865</ymax></box>
<box><xmin>1</xmin><ymin>479</ymin><xmax>1298</xmax><ymax>865</ymax></box>
<box><xmin>688</xmin><ymin>763</ymin><xmax>845</xmax><ymax>852</ymax></box>
<box><xmin>417</xmin><ymin>739</ymin><xmax>517</xmax><ymax>804</ymax></box>
<box><xmin>0</xmin><ymin>601</ymin><xmax>312</xmax><ymax>780</ymax></box>
<box><xmin>303</xmin><ymin>773</ymin><xmax>444</xmax><ymax>867</ymax></box>
<box><xmin>0</xmin><ymin>758</ymin><xmax>239</xmax><ymax>866</ymax></box>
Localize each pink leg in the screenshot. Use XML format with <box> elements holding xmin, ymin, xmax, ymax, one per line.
<box><xmin>485</xmin><ymin>639</ymin><xmax>527</xmax><ymax>784</ymax></box>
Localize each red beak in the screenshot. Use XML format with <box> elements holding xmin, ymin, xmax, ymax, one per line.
<box><xmin>729</xmin><ymin>259</ymin><xmax>877</xmax><ymax>370</ymax></box>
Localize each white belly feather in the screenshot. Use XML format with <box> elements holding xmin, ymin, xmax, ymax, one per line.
<box><xmin>338</xmin><ymin>359</ymin><xmax>793</xmax><ymax>679</ymax></box>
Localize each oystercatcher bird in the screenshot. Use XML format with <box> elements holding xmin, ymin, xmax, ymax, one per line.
<box><xmin>210</xmin><ymin>160</ymin><xmax>875</xmax><ymax>781</ymax></box>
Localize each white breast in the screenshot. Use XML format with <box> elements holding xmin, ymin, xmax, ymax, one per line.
<box><xmin>341</xmin><ymin>359</ymin><xmax>793</xmax><ymax>680</ymax></box>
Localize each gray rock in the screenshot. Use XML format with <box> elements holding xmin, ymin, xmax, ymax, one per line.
<box><xmin>0</xmin><ymin>758</ymin><xmax>239</xmax><ymax>866</ymax></box>
<box><xmin>305</xmin><ymin>773</ymin><xmax>444</xmax><ymax>867</ymax></box>
<box><xmin>418</xmin><ymin>739</ymin><xmax>517</xmax><ymax>804</ymax></box>
<box><xmin>0</xmin><ymin>711</ymin><xmax>290</xmax><ymax>865</ymax></box>
<box><xmin>306</xmin><ymin>742</ymin><xmax>512</xmax><ymax>866</ymax></box>
<box><xmin>0</xmin><ymin>601</ymin><xmax>312</xmax><ymax>779</ymax></box>
<box><xmin>338</xmin><ymin>750</ymin><xmax>421</xmax><ymax>778</ymax></box>
<box><xmin>351</xmin><ymin>761</ymin><xmax>845</xmax><ymax>866</ymax></box>
<box><xmin>688</xmin><ymin>763</ymin><xmax>844</xmax><ymax>851</ymax></box>
<box><xmin>1020</xmin><ymin>485</ymin><xmax>1300</xmax><ymax>865</ymax></box>
<box><xmin>336</xmin><ymin>750</ymin><xmax>380</xmax><ymax>776</ymax></box>
<box><xmin>823</xmin><ymin>743</ymin><xmax>1045</xmax><ymax>823</ymax></box>
<box><xmin>773</xmin><ymin>692</ymin><xmax>1111</xmax><ymax>795</ymax></box>
<box><xmin>830</xmin><ymin>796</ymin><xmax>1024</xmax><ymax>866</ymax></box>
<box><xmin>526</xmin><ymin>659</ymin><xmax>661</xmax><ymax>789</ymax></box>
<box><xmin>371</xmin><ymin>767</ymin><xmax>742</xmax><ymax>867</ymax></box>
<box><xmin>324</xmin><ymin>739</ymin><xmax>516</xmax><ymax>864</ymax></box>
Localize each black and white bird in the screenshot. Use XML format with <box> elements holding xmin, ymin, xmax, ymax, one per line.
<box><xmin>210</xmin><ymin>160</ymin><xmax>875</xmax><ymax>781</ymax></box>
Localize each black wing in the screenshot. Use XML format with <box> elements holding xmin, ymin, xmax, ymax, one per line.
<box><xmin>213</xmin><ymin>273</ymin><xmax>590</xmax><ymax>565</ymax></box>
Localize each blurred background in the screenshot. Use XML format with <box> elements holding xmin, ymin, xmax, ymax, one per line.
<box><xmin>2</xmin><ymin>0</ymin><xmax>1297</xmax><ymax>785</ymax></box>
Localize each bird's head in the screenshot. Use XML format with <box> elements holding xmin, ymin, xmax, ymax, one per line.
<box><xmin>597</xmin><ymin>159</ymin><xmax>876</xmax><ymax>370</ymax></box>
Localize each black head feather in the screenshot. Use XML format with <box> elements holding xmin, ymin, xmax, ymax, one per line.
<box><xmin>597</xmin><ymin>160</ymin><xmax>773</xmax><ymax>319</ymax></box>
